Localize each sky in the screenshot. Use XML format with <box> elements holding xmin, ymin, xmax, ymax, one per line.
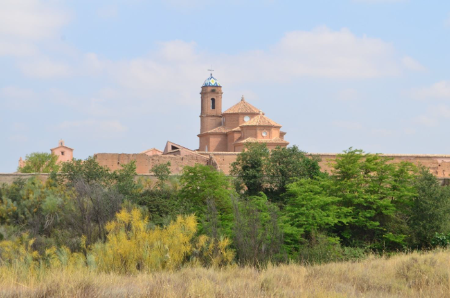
<box><xmin>1</xmin><ymin>0</ymin><xmax>450</xmax><ymax>172</ymax></box>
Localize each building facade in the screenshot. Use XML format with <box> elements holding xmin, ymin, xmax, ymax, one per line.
<box><xmin>197</xmin><ymin>74</ymin><xmax>288</xmax><ymax>152</ymax></box>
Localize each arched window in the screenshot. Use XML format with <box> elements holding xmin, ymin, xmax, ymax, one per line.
<box><xmin>211</xmin><ymin>98</ymin><xmax>215</xmax><ymax>110</ymax></box>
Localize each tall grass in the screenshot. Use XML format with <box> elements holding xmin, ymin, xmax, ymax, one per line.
<box><xmin>0</xmin><ymin>249</ymin><xmax>449</xmax><ymax>297</ymax></box>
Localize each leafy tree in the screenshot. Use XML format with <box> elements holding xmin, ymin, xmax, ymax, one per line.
<box><xmin>231</xmin><ymin>143</ymin><xmax>270</xmax><ymax>196</ymax></box>
<box><xmin>409</xmin><ymin>168</ymin><xmax>450</xmax><ymax>248</ymax></box>
<box><xmin>112</xmin><ymin>161</ymin><xmax>140</xmax><ymax>201</ymax></box>
<box><xmin>150</xmin><ymin>162</ymin><xmax>171</xmax><ymax>189</ymax></box>
<box><xmin>179</xmin><ymin>164</ymin><xmax>234</xmax><ymax>236</ymax></box>
<box><xmin>17</xmin><ymin>152</ymin><xmax>60</xmax><ymax>173</ymax></box>
<box><xmin>60</xmin><ymin>156</ymin><xmax>112</xmax><ymax>186</ymax></box>
<box><xmin>282</xmin><ymin>177</ymin><xmax>351</xmax><ymax>253</ymax></box>
<box><xmin>330</xmin><ymin>148</ymin><xmax>417</xmax><ymax>249</ymax></box>
<box><xmin>267</xmin><ymin>145</ymin><xmax>322</xmax><ymax>202</ymax></box>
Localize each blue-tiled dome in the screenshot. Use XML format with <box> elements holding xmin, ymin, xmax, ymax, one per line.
<box><xmin>202</xmin><ymin>73</ymin><xmax>221</xmax><ymax>87</ymax></box>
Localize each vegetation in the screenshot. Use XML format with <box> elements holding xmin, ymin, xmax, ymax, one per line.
<box><xmin>3</xmin><ymin>145</ymin><xmax>450</xmax><ymax>296</ymax></box>
<box><xmin>17</xmin><ymin>152</ymin><xmax>60</xmax><ymax>173</ymax></box>
<box><xmin>1</xmin><ymin>250</ymin><xmax>449</xmax><ymax>297</ymax></box>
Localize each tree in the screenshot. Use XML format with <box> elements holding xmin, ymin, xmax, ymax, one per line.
<box><xmin>266</xmin><ymin>145</ymin><xmax>322</xmax><ymax>202</ymax></box>
<box><xmin>409</xmin><ymin>167</ymin><xmax>450</xmax><ymax>248</ymax></box>
<box><xmin>231</xmin><ymin>143</ymin><xmax>270</xmax><ymax>196</ymax></box>
<box><xmin>150</xmin><ymin>162</ymin><xmax>171</xmax><ymax>189</ymax></box>
<box><xmin>18</xmin><ymin>152</ymin><xmax>60</xmax><ymax>173</ymax></box>
<box><xmin>232</xmin><ymin>193</ymin><xmax>285</xmax><ymax>266</ymax></box>
<box><xmin>60</xmin><ymin>156</ymin><xmax>112</xmax><ymax>186</ymax></box>
<box><xmin>282</xmin><ymin>177</ymin><xmax>351</xmax><ymax>253</ymax></box>
<box><xmin>330</xmin><ymin>148</ymin><xmax>417</xmax><ymax>249</ymax></box>
<box><xmin>179</xmin><ymin>164</ymin><xmax>234</xmax><ymax>236</ymax></box>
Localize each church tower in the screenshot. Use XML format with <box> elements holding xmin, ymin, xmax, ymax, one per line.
<box><xmin>200</xmin><ymin>73</ymin><xmax>223</xmax><ymax>134</ymax></box>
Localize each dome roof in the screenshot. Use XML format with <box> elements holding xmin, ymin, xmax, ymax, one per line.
<box><xmin>202</xmin><ymin>73</ymin><xmax>221</xmax><ymax>87</ymax></box>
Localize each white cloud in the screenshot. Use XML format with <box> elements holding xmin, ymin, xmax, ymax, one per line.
<box><xmin>0</xmin><ymin>0</ymin><xmax>69</xmax><ymax>58</ymax></box>
<box><xmin>415</xmin><ymin>105</ymin><xmax>450</xmax><ymax>127</ymax></box>
<box><xmin>411</xmin><ymin>81</ymin><xmax>450</xmax><ymax>100</ymax></box>
<box><xmin>0</xmin><ymin>0</ymin><xmax>69</xmax><ymax>39</ymax></box>
<box><xmin>58</xmin><ymin>120</ymin><xmax>128</xmax><ymax>137</ymax></box>
<box><xmin>18</xmin><ymin>58</ymin><xmax>71</xmax><ymax>78</ymax></box>
<box><xmin>0</xmin><ymin>86</ymin><xmax>39</xmax><ymax>109</ymax></box>
<box><xmin>98</xmin><ymin>27</ymin><xmax>407</xmax><ymax>109</ymax></box>
<box><xmin>402</xmin><ymin>56</ymin><xmax>426</xmax><ymax>72</ymax></box>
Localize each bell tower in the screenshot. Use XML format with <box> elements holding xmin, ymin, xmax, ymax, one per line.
<box><xmin>200</xmin><ymin>73</ymin><xmax>223</xmax><ymax>134</ymax></box>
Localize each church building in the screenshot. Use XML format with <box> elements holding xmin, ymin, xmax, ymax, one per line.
<box><xmin>198</xmin><ymin>74</ymin><xmax>289</xmax><ymax>152</ymax></box>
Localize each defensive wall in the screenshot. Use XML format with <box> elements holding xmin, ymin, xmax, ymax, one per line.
<box><xmin>3</xmin><ymin>152</ymin><xmax>450</xmax><ymax>186</ymax></box>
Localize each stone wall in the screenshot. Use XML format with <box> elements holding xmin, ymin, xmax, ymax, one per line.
<box><xmin>314</xmin><ymin>153</ymin><xmax>450</xmax><ymax>179</ymax></box>
<box><xmin>93</xmin><ymin>153</ymin><xmax>209</xmax><ymax>174</ymax></box>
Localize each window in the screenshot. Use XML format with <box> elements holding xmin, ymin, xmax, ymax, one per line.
<box><xmin>205</xmin><ymin>145</ymin><xmax>208</xmax><ymax>152</ymax></box>
<box><xmin>61</xmin><ymin>151</ymin><xmax>65</xmax><ymax>156</ymax></box>
<box><xmin>211</xmin><ymin>98</ymin><xmax>215</xmax><ymax>109</ymax></box>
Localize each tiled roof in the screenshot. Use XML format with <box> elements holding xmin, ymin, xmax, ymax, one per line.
<box><xmin>230</xmin><ymin>127</ymin><xmax>241</xmax><ymax>132</ymax></box>
<box><xmin>223</xmin><ymin>96</ymin><xmax>260</xmax><ymax>114</ymax></box>
<box><xmin>200</xmin><ymin>126</ymin><xmax>231</xmax><ymax>134</ymax></box>
<box><xmin>240</xmin><ymin>113</ymin><xmax>281</xmax><ymax>127</ymax></box>
<box><xmin>235</xmin><ymin>137</ymin><xmax>289</xmax><ymax>144</ymax></box>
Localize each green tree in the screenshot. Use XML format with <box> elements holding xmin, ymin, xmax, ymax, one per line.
<box><xmin>60</xmin><ymin>156</ymin><xmax>112</xmax><ymax>186</ymax></box>
<box><xmin>409</xmin><ymin>168</ymin><xmax>450</xmax><ymax>248</ymax></box>
<box><xmin>231</xmin><ymin>143</ymin><xmax>270</xmax><ymax>196</ymax></box>
<box><xmin>150</xmin><ymin>162</ymin><xmax>171</xmax><ymax>189</ymax></box>
<box><xmin>282</xmin><ymin>177</ymin><xmax>351</xmax><ymax>253</ymax></box>
<box><xmin>18</xmin><ymin>152</ymin><xmax>60</xmax><ymax>173</ymax></box>
<box><xmin>330</xmin><ymin>148</ymin><xmax>417</xmax><ymax>249</ymax></box>
<box><xmin>267</xmin><ymin>145</ymin><xmax>322</xmax><ymax>202</ymax></box>
<box><xmin>179</xmin><ymin>164</ymin><xmax>234</xmax><ymax>235</ymax></box>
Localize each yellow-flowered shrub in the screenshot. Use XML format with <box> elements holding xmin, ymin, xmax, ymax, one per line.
<box><xmin>0</xmin><ymin>208</ymin><xmax>234</xmax><ymax>277</ymax></box>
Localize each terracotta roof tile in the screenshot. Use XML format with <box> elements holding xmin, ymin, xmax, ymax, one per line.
<box><xmin>223</xmin><ymin>96</ymin><xmax>260</xmax><ymax>114</ymax></box>
<box><xmin>200</xmin><ymin>126</ymin><xmax>231</xmax><ymax>134</ymax></box>
<box><xmin>240</xmin><ymin>114</ymin><xmax>281</xmax><ymax>127</ymax></box>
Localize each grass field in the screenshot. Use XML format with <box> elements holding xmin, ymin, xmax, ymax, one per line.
<box><xmin>1</xmin><ymin>250</ymin><xmax>449</xmax><ymax>297</ymax></box>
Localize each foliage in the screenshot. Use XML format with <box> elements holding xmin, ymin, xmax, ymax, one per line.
<box><xmin>232</xmin><ymin>193</ymin><xmax>285</xmax><ymax>266</ymax></box>
<box><xmin>410</xmin><ymin>168</ymin><xmax>450</xmax><ymax>248</ymax></box>
<box><xmin>60</xmin><ymin>156</ymin><xmax>112</xmax><ymax>186</ymax></box>
<box><xmin>150</xmin><ymin>162</ymin><xmax>171</xmax><ymax>189</ymax></box>
<box><xmin>179</xmin><ymin>164</ymin><xmax>234</xmax><ymax>236</ymax></box>
<box><xmin>17</xmin><ymin>152</ymin><xmax>60</xmax><ymax>173</ymax></box>
<box><xmin>266</xmin><ymin>145</ymin><xmax>322</xmax><ymax>200</ymax></box>
<box><xmin>282</xmin><ymin>177</ymin><xmax>351</xmax><ymax>253</ymax></box>
<box><xmin>231</xmin><ymin>143</ymin><xmax>270</xmax><ymax>196</ymax></box>
<box><xmin>329</xmin><ymin>148</ymin><xmax>418</xmax><ymax>249</ymax></box>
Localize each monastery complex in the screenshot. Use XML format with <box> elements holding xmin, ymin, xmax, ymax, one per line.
<box><xmin>18</xmin><ymin>74</ymin><xmax>450</xmax><ymax>182</ymax></box>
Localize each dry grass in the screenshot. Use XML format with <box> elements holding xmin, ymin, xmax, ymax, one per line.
<box><xmin>1</xmin><ymin>250</ymin><xmax>449</xmax><ymax>297</ymax></box>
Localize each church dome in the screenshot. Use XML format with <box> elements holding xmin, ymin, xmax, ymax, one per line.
<box><xmin>202</xmin><ymin>73</ymin><xmax>221</xmax><ymax>87</ymax></box>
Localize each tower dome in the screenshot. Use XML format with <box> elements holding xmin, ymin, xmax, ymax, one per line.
<box><xmin>202</xmin><ymin>73</ymin><xmax>221</xmax><ymax>87</ymax></box>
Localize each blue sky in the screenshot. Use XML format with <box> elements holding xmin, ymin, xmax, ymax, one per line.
<box><xmin>1</xmin><ymin>0</ymin><xmax>450</xmax><ymax>172</ymax></box>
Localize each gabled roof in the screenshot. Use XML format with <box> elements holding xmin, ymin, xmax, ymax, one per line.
<box><xmin>223</xmin><ymin>96</ymin><xmax>260</xmax><ymax>114</ymax></box>
<box><xmin>50</xmin><ymin>145</ymin><xmax>74</xmax><ymax>151</ymax></box>
<box><xmin>140</xmin><ymin>148</ymin><xmax>163</xmax><ymax>155</ymax></box>
<box><xmin>240</xmin><ymin>113</ymin><xmax>282</xmax><ymax>127</ymax></box>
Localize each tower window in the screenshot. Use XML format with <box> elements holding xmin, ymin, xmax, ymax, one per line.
<box><xmin>211</xmin><ymin>98</ymin><xmax>215</xmax><ymax>110</ymax></box>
